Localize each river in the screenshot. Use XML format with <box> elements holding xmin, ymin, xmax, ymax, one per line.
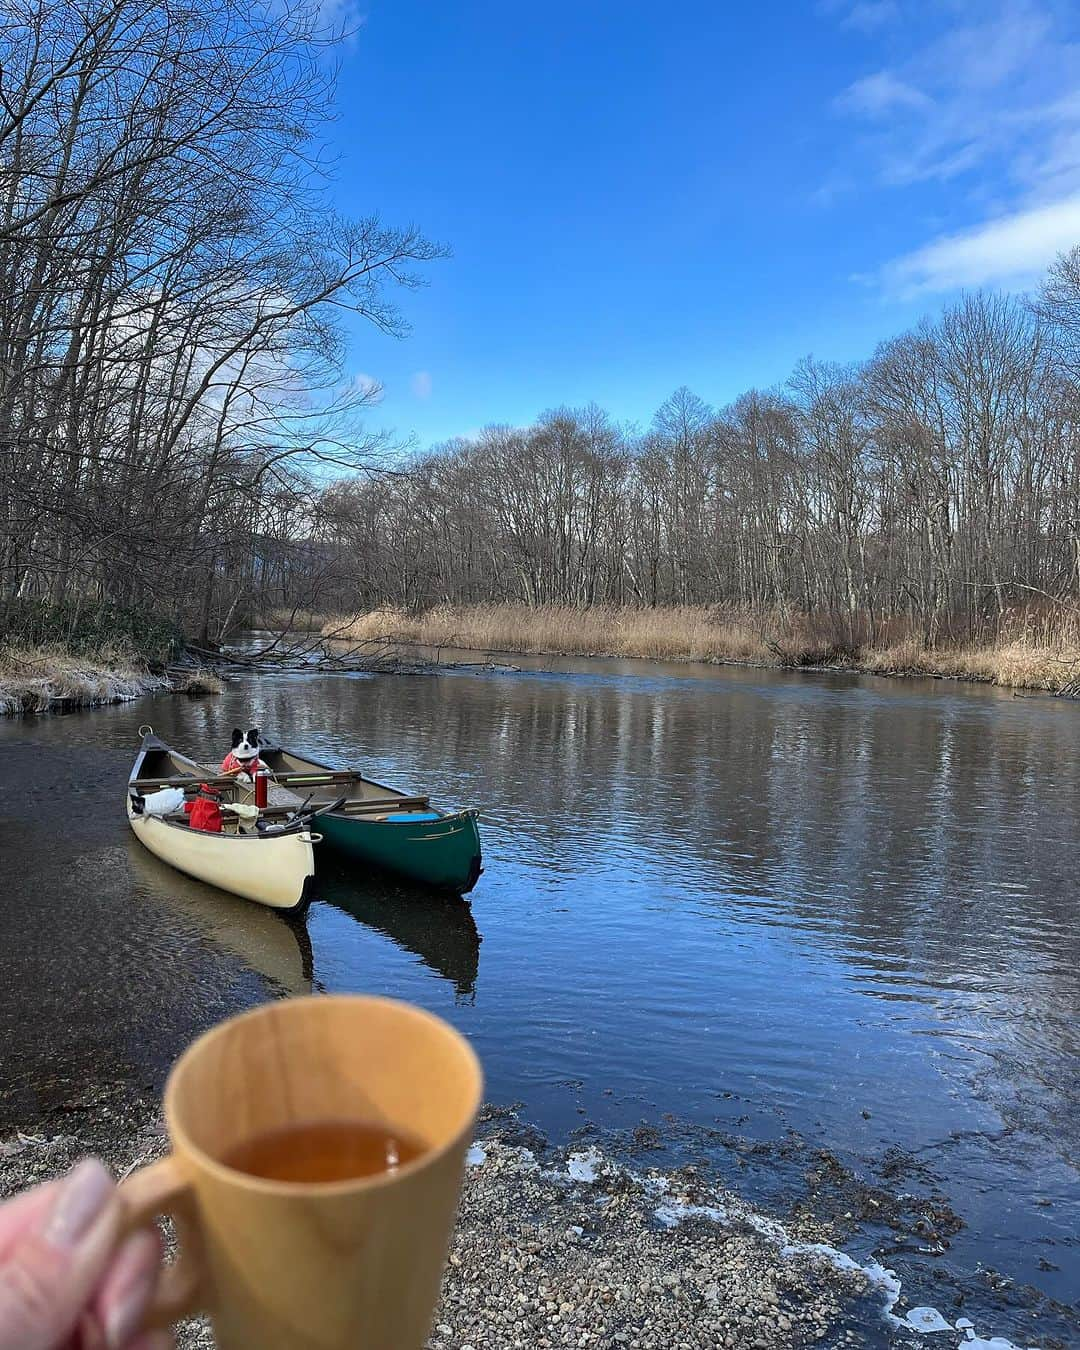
<box><xmin>0</xmin><ymin>654</ymin><xmax>1077</xmax><ymax>1344</ymax></box>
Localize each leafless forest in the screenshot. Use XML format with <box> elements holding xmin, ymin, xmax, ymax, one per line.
<box><xmin>320</xmin><ymin>275</ymin><xmax>1080</xmax><ymax>654</ymax></box>
<box><xmin>4</xmin><ymin>0</ymin><xmax>1080</xmax><ymax>663</ymax></box>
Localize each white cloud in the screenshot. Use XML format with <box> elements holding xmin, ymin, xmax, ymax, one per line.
<box><xmin>880</xmin><ymin>193</ymin><xmax>1080</xmax><ymax>295</ymax></box>
<box><xmin>836</xmin><ymin>70</ymin><xmax>932</xmax><ymax>118</ymax></box>
<box><xmin>823</xmin><ymin>0</ymin><xmax>1080</xmax><ymax>295</ymax></box>
<box><xmin>829</xmin><ymin>1</ymin><xmax>1080</xmax><ymax>192</ymax></box>
<box><xmin>817</xmin><ymin>0</ymin><xmax>897</xmax><ymax>30</ymax></box>
<box><xmin>410</xmin><ymin>370</ymin><xmax>433</xmax><ymax>400</ymax></box>
<box><xmin>269</xmin><ymin>0</ymin><xmax>367</xmax><ymax>31</ymax></box>
<box><xmin>349</xmin><ymin>371</ymin><xmax>381</xmax><ymax>400</ymax></box>
<box><xmin>841</xmin><ymin>1</ymin><xmax>898</xmax><ymax>32</ymax></box>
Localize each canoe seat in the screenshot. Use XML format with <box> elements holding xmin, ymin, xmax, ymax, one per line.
<box><xmin>384</xmin><ymin>811</ymin><xmax>441</xmax><ymax>822</ymax></box>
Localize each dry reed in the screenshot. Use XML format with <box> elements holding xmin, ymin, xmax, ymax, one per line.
<box><xmin>260</xmin><ymin>607</ymin><xmax>332</xmax><ymax>633</ymax></box>
<box><xmin>321</xmin><ymin>603</ymin><xmax>1080</xmax><ymax>692</ymax></box>
<box><xmin>0</xmin><ymin>646</ymin><xmax>171</xmax><ymax>715</ymax></box>
<box><xmin>171</xmin><ymin>668</ymin><xmax>226</xmax><ymax>696</ymax></box>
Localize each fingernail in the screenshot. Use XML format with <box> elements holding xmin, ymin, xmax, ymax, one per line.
<box><xmin>43</xmin><ymin>1158</ymin><xmax>114</xmax><ymax>1248</ymax></box>
<box><xmin>103</xmin><ymin>1264</ymin><xmax>156</xmax><ymax>1349</ymax></box>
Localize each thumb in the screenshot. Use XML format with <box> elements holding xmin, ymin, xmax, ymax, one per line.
<box><xmin>0</xmin><ymin>1160</ymin><xmax>121</xmax><ymax>1350</ymax></box>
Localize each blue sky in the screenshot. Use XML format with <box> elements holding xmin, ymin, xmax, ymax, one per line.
<box><xmin>326</xmin><ymin>0</ymin><xmax>1080</xmax><ymax>447</ymax></box>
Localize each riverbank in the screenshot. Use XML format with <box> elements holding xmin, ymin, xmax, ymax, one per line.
<box><xmin>0</xmin><ymin>1098</ymin><xmax>954</xmax><ymax>1350</ymax></box>
<box><xmin>0</xmin><ymin>645</ymin><xmax>222</xmax><ymax>715</ymax></box>
<box><xmin>322</xmin><ymin>604</ymin><xmax>1080</xmax><ymax>693</ymax></box>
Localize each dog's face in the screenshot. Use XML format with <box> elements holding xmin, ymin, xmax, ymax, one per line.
<box><xmin>230</xmin><ymin>726</ymin><xmax>261</xmax><ymax>762</ymax></box>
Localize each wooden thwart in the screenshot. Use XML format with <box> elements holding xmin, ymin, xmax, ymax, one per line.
<box><xmin>335</xmin><ymin>796</ymin><xmax>429</xmax><ymax>815</ymax></box>
<box><xmin>132</xmin><ymin>770</ymin><xmax>362</xmax><ymax>792</ymax></box>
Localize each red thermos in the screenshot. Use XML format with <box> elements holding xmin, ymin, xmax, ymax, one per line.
<box><xmin>255</xmin><ymin>769</ymin><xmax>268</xmax><ymax>809</ymax></box>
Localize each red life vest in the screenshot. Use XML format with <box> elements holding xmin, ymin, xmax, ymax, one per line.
<box><xmin>185</xmin><ymin>786</ymin><xmax>224</xmax><ymax>833</ymax></box>
<box><xmin>220</xmin><ymin>751</ymin><xmax>263</xmax><ymax>776</ymax></box>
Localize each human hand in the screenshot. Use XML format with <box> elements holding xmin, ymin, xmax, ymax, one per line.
<box><xmin>0</xmin><ymin>1159</ymin><xmax>171</xmax><ymax>1350</ymax></box>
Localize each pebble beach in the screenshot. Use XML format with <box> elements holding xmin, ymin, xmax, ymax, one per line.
<box><xmin>0</xmin><ymin>1091</ymin><xmax>997</xmax><ymax>1350</ymax></box>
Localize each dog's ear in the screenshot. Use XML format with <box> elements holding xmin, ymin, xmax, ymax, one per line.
<box><xmin>247</xmin><ymin>726</ymin><xmax>260</xmax><ymax>742</ymax></box>
<box><xmin>231</xmin><ymin>728</ymin><xmax>243</xmax><ymax>747</ymax></box>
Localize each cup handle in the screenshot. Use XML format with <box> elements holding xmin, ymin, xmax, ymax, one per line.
<box><xmin>119</xmin><ymin>1156</ymin><xmax>205</xmax><ymax>1327</ymax></box>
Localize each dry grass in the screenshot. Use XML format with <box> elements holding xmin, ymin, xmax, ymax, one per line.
<box><xmin>171</xmin><ymin>668</ymin><xmax>225</xmax><ymax>696</ymax></box>
<box><xmin>0</xmin><ymin>646</ymin><xmax>171</xmax><ymax>715</ymax></box>
<box><xmin>259</xmin><ymin>607</ymin><xmax>332</xmax><ymax>633</ymax></box>
<box><xmin>860</xmin><ymin>639</ymin><xmax>1077</xmax><ymax>689</ymax></box>
<box><xmin>322</xmin><ymin>603</ymin><xmax>1080</xmax><ymax>692</ymax></box>
<box><xmin>324</xmin><ymin>604</ymin><xmax>774</xmax><ymax>662</ymax></box>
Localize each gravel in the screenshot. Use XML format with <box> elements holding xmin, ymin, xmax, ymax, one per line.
<box><xmin>433</xmin><ymin>1138</ymin><xmax>902</xmax><ymax>1349</ymax></box>
<box><xmin>0</xmin><ymin>1097</ymin><xmax>919</xmax><ymax>1349</ymax></box>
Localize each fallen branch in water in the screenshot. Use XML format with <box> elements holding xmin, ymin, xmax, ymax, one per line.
<box><xmin>184</xmin><ymin>632</ymin><xmax>434</xmax><ymax>675</ymax></box>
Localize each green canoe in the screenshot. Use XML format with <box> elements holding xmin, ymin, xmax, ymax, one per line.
<box><xmin>258</xmin><ymin>744</ymin><xmax>483</xmax><ymax>894</ymax></box>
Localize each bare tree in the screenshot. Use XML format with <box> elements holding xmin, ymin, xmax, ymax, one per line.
<box><xmin>0</xmin><ymin>0</ymin><xmax>442</xmax><ymax>643</ymax></box>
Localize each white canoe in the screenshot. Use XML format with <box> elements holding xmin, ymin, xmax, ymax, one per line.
<box><xmin>127</xmin><ymin>732</ymin><xmax>316</xmax><ymax>912</ymax></box>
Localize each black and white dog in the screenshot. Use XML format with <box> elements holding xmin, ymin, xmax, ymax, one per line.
<box><xmin>220</xmin><ymin>726</ymin><xmax>264</xmax><ymax>781</ymax></box>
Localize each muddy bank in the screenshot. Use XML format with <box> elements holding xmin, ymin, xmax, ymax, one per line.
<box><xmin>0</xmin><ymin>1095</ymin><xmax>1050</xmax><ymax>1350</ymax></box>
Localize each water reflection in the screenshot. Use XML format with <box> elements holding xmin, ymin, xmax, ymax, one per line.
<box><xmin>317</xmin><ymin>862</ymin><xmax>480</xmax><ymax>1000</ymax></box>
<box><xmin>127</xmin><ymin>841</ymin><xmax>314</xmax><ymax>996</ymax></box>
<box><xmin>128</xmin><ymin>836</ymin><xmax>481</xmax><ymax>1001</ymax></box>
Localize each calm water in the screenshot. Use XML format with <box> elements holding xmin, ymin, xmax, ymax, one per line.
<box><xmin>1</xmin><ymin>656</ymin><xmax>1078</xmax><ymax>1340</ymax></box>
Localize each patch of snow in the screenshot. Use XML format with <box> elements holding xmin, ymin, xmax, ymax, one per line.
<box><xmin>654</xmin><ymin>1200</ymin><xmax>728</xmax><ymax>1228</ymax></box>
<box><xmin>566</xmin><ymin>1147</ymin><xmax>604</xmax><ymax>1182</ymax></box>
<box><xmin>779</xmin><ymin>1240</ymin><xmax>902</xmax><ymax>1319</ymax></box>
<box><xmin>905</xmin><ymin>1307</ymin><xmax>952</xmax><ymax>1333</ymax></box>
<box><xmin>952</xmin><ymin>1316</ymin><xmax>1039</xmax><ymax>1348</ymax></box>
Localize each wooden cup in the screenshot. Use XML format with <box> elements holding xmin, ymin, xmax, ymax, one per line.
<box><xmin>119</xmin><ymin>994</ymin><xmax>483</xmax><ymax>1349</ymax></box>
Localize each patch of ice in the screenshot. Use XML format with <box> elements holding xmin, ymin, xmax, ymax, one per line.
<box><xmin>747</xmin><ymin>1211</ymin><xmax>789</xmax><ymax>1244</ymax></box>
<box><xmin>466</xmin><ymin>1144</ymin><xmax>486</xmax><ymax>1167</ymax></box>
<box><xmin>905</xmin><ymin>1307</ymin><xmax>952</xmax><ymax>1333</ymax></box>
<box><xmin>951</xmin><ymin>1318</ymin><xmax>1039</xmax><ymax>1349</ymax></box>
<box><xmin>780</xmin><ymin>1240</ymin><xmax>902</xmax><ymax>1317</ymax></box>
<box><xmin>859</xmin><ymin>1260</ymin><xmax>903</xmax><ymax>1315</ymax></box>
<box><xmin>963</xmin><ymin>1339</ymin><xmax>1037</xmax><ymax>1350</ymax></box>
<box><xmin>566</xmin><ymin>1147</ymin><xmax>603</xmax><ymax>1182</ymax></box>
<box><xmin>654</xmin><ymin>1200</ymin><xmax>728</xmax><ymax>1228</ymax></box>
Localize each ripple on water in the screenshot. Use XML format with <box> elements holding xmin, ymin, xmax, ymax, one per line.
<box><xmin>0</xmin><ymin>657</ymin><xmax>1077</xmax><ymax>1341</ymax></box>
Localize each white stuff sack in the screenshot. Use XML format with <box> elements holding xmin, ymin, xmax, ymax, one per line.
<box><xmin>142</xmin><ymin>787</ymin><xmax>186</xmax><ymax>816</ymax></box>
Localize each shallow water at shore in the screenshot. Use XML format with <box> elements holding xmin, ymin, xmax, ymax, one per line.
<box><xmin>0</xmin><ymin>655</ymin><xmax>1077</xmax><ymax>1344</ymax></box>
